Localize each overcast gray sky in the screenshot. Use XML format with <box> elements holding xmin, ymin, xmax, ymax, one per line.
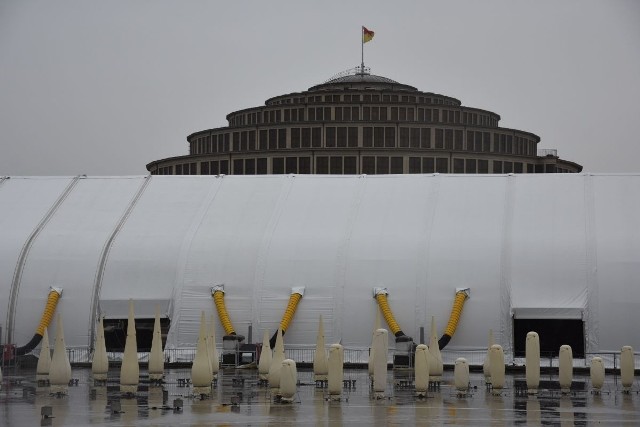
<box><xmin>1</xmin><ymin>0</ymin><xmax>639</xmax><ymax>175</ymax></box>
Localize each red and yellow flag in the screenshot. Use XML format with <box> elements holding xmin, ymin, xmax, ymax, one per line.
<box><xmin>362</xmin><ymin>26</ymin><xmax>375</xmax><ymax>43</ymax></box>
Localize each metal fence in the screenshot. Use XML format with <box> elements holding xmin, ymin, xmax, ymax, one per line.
<box><xmin>46</xmin><ymin>346</ymin><xmax>639</xmax><ymax>371</ymax></box>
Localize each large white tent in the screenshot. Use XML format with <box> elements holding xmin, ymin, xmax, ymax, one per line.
<box><xmin>1</xmin><ymin>174</ymin><xmax>638</xmax><ymax>360</ymax></box>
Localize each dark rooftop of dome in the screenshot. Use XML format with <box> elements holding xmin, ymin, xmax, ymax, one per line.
<box><xmin>308</xmin><ymin>68</ymin><xmax>417</xmax><ymax>92</ymax></box>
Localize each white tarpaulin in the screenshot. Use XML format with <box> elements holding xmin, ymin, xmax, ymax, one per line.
<box><xmin>0</xmin><ymin>174</ymin><xmax>638</xmax><ymax>358</ymax></box>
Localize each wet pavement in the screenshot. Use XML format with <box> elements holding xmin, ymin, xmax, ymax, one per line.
<box><xmin>0</xmin><ymin>367</ymin><xmax>638</xmax><ymax>426</ymax></box>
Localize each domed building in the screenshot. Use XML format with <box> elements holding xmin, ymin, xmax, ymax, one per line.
<box><xmin>147</xmin><ymin>67</ymin><xmax>582</xmax><ymax>175</ymax></box>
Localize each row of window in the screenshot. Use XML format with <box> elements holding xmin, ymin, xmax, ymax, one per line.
<box><xmin>154</xmin><ymin>156</ymin><xmax>567</xmax><ymax>176</ymax></box>
<box><xmin>228</xmin><ymin>105</ymin><xmax>498</xmax><ymax>128</ymax></box>
<box><xmin>190</xmin><ymin>127</ymin><xmax>538</xmax><ymax>157</ymax></box>
<box><xmin>265</xmin><ymin>92</ymin><xmax>459</xmax><ymax>107</ymax></box>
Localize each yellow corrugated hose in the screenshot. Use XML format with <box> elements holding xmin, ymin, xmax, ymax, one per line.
<box><xmin>375</xmin><ymin>293</ymin><xmax>401</xmax><ymax>336</ymax></box>
<box><xmin>444</xmin><ymin>291</ymin><xmax>468</xmax><ymax>337</ymax></box>
<box><xmin>279</xmin><ymin>293</ymin><xmax>302</xmax><ymax>332</ymax></box>
<box><xmin>213</xmin><ymin>290</ymin><xmax>235</xmax><ymax>335</ymax></box>
<box><xmin>35</xmin><ymin>288</ymin><xmax>62</xmax><ymax>336</ymax></box>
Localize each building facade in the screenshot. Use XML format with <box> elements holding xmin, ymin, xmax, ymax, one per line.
<box><xmin>147</xmin><ymin>69</ymin><xmax>582</xmax><ymax>175</ymax></box>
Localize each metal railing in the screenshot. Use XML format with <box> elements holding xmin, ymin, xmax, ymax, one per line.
<box><xmin>537</xmin><ymin>148</ymin><xmax>558</xmax><ymax>157</ymax></box>
<box><xmin>27</xmin><ymin>346</ymin><xmax>639</xmax><ymax>371</ymax></box>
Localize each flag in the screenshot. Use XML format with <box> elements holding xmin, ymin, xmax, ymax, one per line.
<box><xmin>362</xmin><ymin>26</ymin><xmax>374</xmax><ymax>43</ymax></box>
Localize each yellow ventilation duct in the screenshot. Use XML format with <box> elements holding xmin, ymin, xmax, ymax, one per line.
<box><xmin>211</xmin><ymin>285</ymin><xmax>236</xmax><ymax>336</ymax></box>
<box><xmin>438</xmin><ymin>288</ymin><xmax>470</xmax><ymax>349</ymax></box>
<box><xmin>36</xmin><ymin>287</ymin><xmax>63</xmax><ymax>336</ymax></box>
<box><xmin>270</xmin><ymin>287</ymin><xmax>304</xmax><ymax>348</ymax></box>
<box><xmin>373</xmin><ymin>287</ymin><xmax>407</xmax><ymax>339</ymax></box>
<box><xmin>14</xmin><ymin>287</ymin><xmax>63</xmax><ymax>356</ymax></box>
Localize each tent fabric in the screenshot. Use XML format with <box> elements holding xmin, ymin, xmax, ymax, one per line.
<box><xmin>0</xmin><ymin>174</ymin><xmax>638</xmax><ymax>359</ymax></box>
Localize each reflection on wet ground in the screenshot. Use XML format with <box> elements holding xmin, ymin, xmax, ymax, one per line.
<box><xmin>0</xmin><ymin>367</ymin><xmax>637</xmax><ymax>426</ymax></box>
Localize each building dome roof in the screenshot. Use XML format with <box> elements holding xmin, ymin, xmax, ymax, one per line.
<box><xmin>308</xmin><ymin>69</ymin><xmax>417</xmax><ymax>92</ymax></box>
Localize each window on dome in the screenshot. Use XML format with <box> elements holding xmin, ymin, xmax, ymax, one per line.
<box><xmin>363</xmin><ymin>127</ymin><xmax>373</xmax><ymax>147</ymax></box>
<box><xmin>220</xmin><ymin>160</ymin><xmax>229</xmax><ymax>175</ymax></box>
<box><xmin>391</xmin><ymin>157</ymin><xmax>403</xmax><ymax>174</ymax></box>
<box><xmin>286</xmin><ymin>157</ymin><xmax>297</xmax><ymax>174</ymax></box>
<box><xmin>233</xmin><ymin>159</ymin><xmax>244</xmax><ymax>175</ymax></box>
<box><xmin>326</xmin><ymin>127</ymin><xmax>336</xmax><ymax>148</ymax></box>
<box><xmin>423</xmin><ymin>157</ymin><xmax>435</xmax><ymax>173</ymax></box>
<box><xmin>245</xmin><ymin>159</ymin><xmax>256</xmax><ymax>175</ymax></box>
<box><xmin>316</xmin><ymin>156</ymin><xmax>328</xmax><ymax>174</ymax></box>
<box><xmin>344</xmin><ymin>156</ymin><xmax>357</xmax><ymax>174</ymax></box>
<box><xmin>312</xmin><ymin>128</ymin><xmax>322</xmax><ymax>148</ymax></box>
<box><xmin>374</xmin><ymin>127</ymin><xmax>384</xmax><ymax>148</ymax></box>
<box><xmin>410</xmin><ymin>128</ymin><xmax>420</xmax><ymax>148</ymax></box>
<box><xmin>362</xmin><ymin>156</ymin><xmax>375</xmax><ymax>174</ymax></box>
<box><xmin>385</xmin><ymin>127</ymin><xmax>395</xmax><ymax>148</ymax></box>
<box><xmin>376</xmin><ymin>157</ymin><xmax>389</xmax><ymax>174</ymax></box>
<box><xmin>445</xmin><ymin>130</ymin><xmax>454</xmax><ymax>150</ymax></box>
<box><xmin>257</xmin><ymin>158</ymin><xmax>267</xmax><ymax>174</ymax></box>
<box><xmin>399</xmin><ymin>128</ymin><xmax>409</xmax><ymax>148</ymax></box>
<box><xmin>348</xmin><ymin>127</ymin><xmax>359</xmax><ymax>148</ymax></box>
<box><xmin>337</xmin><ymin>127</ymin><xmax>347</xmax><ymax>148</ymax></box>
<box><xmin>420</xmin><ymin>128</ymin><xmax>431</xmax><ymax>148</ymax></box>
<box><xmin>453</xmin><ymin>158</ymin><xmax>464</xmax><ymax>173</ymax></box>
<box><xmin>330</xmin><ymin>156</ymin><xmax>342</xmax><ymax>174</ymax></box>
<box><xmin>478</xmin><ymin>160</ymin><xmax>489</xmax><ymax>174</ymax></box>
<box><xmin>493</xmin><ymin>161</ymin><xmax>502</xmax><ymax>173</ymax></box>
<box><xmin>291</xmin><ymin>128</ymin><xmax>300</xmax><ymax>149</ymax></box>
<box><xmin>436</xmin><ymin>158</ymin><xmax>448</xmax><ymax>173</ymax></box>
<box><xmin>465</xmin><ymin>159</ymin><xmax>476</xmax><ymax>173</ymax></box>
<box><xmin>409</xmin><ymin>157</ymin><xmax>421</xmax><ymax>173</ymax></box>
<box><xmin>454</xmin><ymin>130</ymin><xmax>463</xmax><ymax>150</ymax></box>
<box><xmin>272</xmin><ymin>157</ymin><xmax>284</xmax><ymax>174</ymax></box>
<box><xmin>299</xmin><ymin>157</ymin><xmax>311</xmax><ymax>174</ymax></box>
<box><xmin>435</xmin><ymin>129</ymin><xmax>444</xmax><ymax>149</ymax></box>
<box><xmin>504</xmin><ymin>162</ymin><xmax>513</xmax><ymax>173</ymax></box>
<box><xmin>301</xmin><ymin>128</ymin><xmax>310</xmax><ymax>148</ymax></box>
<box><xmin>514</xmin><ymin>162</ymin><xmax>523</xmax><ymax>173</ymax></box>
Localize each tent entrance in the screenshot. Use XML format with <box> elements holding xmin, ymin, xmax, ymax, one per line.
<box><xmin>103</xmin><ymin>318</ymin><xmax>170</xmax><ymax>352</ymax></box>
<box><xmin>512</xmin><ymin>308</ymin><xmax>585</xmax><ymax>358</ymax></box>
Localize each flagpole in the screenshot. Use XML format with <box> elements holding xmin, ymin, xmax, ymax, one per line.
<box><xmin>361</xmin><ymin>26</ymin><xmax>364</xmax><ymax>75</ymax></box>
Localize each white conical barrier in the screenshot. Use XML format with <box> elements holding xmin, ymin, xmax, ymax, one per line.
<box><xmin>49</xmin><ymin>314</ymin><xmax>72</xmax><ymax>394</ymax></box>
<box><xmin>621</xmin><ymin>346</ymin><xmax>634</xmax><ymax>391</ymax></box>
<box><xmin>489</xmin><ymin>344</ymin><xmax>505</xmax><ymax>395</ymax></box>
<box><xmin>269</xmin><ymin>328</ymin><xmax>285</xmax><ymax>393</ymax></box>
<box><xmin>590</xmin><ymin>357</ymin><xmax>605</xmax><ymax>391</ymax></box>
<box><xmin>258</xmin><ymin>329</ymin><xmax>272</xmax><ymax>380</ymax></box>
<box><xmin>525</xmin><ymin>331</ymin><xmax>540</xmax><ymax>394</ymax></box>
<box><xmin>279</xmin><ymin>359</ymin><xmax>297</xmax><ymax>403</ymax></box>
<box><xmin>36</xmin><ymin>328</ymin><xmax>52</xmax><ymax>381</ymax></box>
<box><xmin>414</xmin><ymin>344</ymin><xmax>429</xmax><ymax>397</ymax></box>
<box><xmin>559</xmin><ymin>345</ymin><xmax>573</xmax><ymax>394</ymax></box>
<box><xmin>372</xmin><ymin>328</ymin><xmax>388</xmax><ymax>398</ymax></box>
<box><xmin>91</xmin><ymin>316</ymin><xmax>109</xmax><ymax>381</ymax></box>
<box><xmin>427</xmin><ymin>316</ymin><xmax>443</xmax><ymax>380</ymax></box>
<box><xmin>454</xmin><ymin>358</ymin><xmax>470</xmax><ymax>393</ymax></box>
<box><xmin>148</xmin><ymin>306</ymin><xmax>164</xmax><ymax>381</ymax></box>
<box><xmin>313</xmin><ymin>315</ymin><xmax>328</xmax><ymax>381</ymax></box>
<box><xmin>120</xmin><ymin>300</ymin><xmax>140</xmax><ymax>394</ymax></box>
<box><xmin>327</xmin><ymin>343</ymin><xmax>344</xmax><ymax>400</ymax></box>
<box><xmin>483</xmin><ymin>329</ymin><xmax>494</xmax><ymax>384</ymax></box>
<box><xmin>208</xmin><ymin>315</ymin><xmax>219</xmax><ymax>377</ymax></box>
<box><xmin>191</xmin><ymin>311</ymin><xmax>213</xmax><ymax>396</ymax></box>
